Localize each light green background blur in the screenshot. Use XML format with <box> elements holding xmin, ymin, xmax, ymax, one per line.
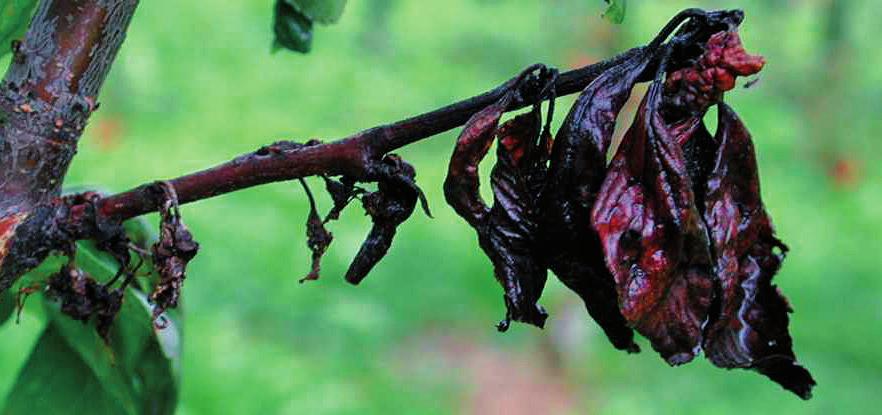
<box><xmin>2</xmin><ymin>0</ymin><xmax>880</xmax><ymax>413</ymax></box>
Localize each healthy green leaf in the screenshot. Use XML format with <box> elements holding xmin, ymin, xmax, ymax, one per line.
<box><xmin>1</xmin><ymin>323</ymin><xmax>128</xmax><ymax>415</ymax></box>
<box><xmin>602</xmin><ymin>0</ymin><xmax>627</xmax><ymax>24</ymax></box>
<box><xmin>0</xmin><ymin>0</ymin><xmax>37</xmax><ymax>59</ymax></box>
<box><xmin>284</xmin><ymin>0</ymin><xmax>347</xmax><ymax>24</ymax></box>
<box><xmin>274</xmin><ymin>0</ymin><xmax>314</xmax><ymax>54</ymax></box>
<box><xmin>0</xmin><ymin>291</ymin><xmax>14</xmax><ymax>327</ymax></box>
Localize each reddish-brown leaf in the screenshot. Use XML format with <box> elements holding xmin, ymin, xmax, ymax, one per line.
<box><xmin>591</xmin><ymin>82</ymin><xmax>714</xmax><ymax>364</ymax></box>
<box><xmin>701</xmin><ymin>103</ymin><xmax>815</xmax><ymax>399</ymax></box>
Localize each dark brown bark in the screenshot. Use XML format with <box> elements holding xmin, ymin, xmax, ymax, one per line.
<box><xmin>1</xmin><ymin>0</ymin><xmax>138</xmax><ymax>212</ymax></box>
<box><xmin>0</xmin><ymin>0</ymin><xmax>139</xmax><ymax>291</ymax></box>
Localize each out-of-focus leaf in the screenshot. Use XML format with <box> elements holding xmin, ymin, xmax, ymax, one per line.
<box><xmin>0</xmin><ymin>0</ymin><xmax>37</xmax><ymax>59</ymax></box>
<box><xmin>284</xmin><ymin>0</ymin><xmax>347</xmax><ymax>24</ymax></box>
<box><xmin>602</xmin><ymin>0</ymin><xmax>627</xmax><ymax>24</ymax></box>
<box><xmin>1</xmin><ymin>323</ymin><xmax>128</xmax><ymax>415</ymax></box>
<box><xmin>274</xmin><ymin>0</ymin><xmax>313</xmax><ymax>53</ymax></box>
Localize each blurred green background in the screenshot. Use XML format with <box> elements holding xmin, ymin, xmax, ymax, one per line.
<box><xmin>2</xmin><ymin>0</ymin><xmax>880</xmax><ymax>413</ymax></box>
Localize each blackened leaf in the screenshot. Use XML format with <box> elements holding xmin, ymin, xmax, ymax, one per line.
<box><xmin>602</xmin><ymin>0</ymin><xmax>627</xmax><ymax>24</ymax></box>
<box><xmin>273</xmin><ymin>0</ymin><xmax>313</xmax><ymax>54</ymax></box>
<box><xmin>540</xmin><ymin>48</ymin><xmax>653</xmax><ymax>352</ymax></box>
<box><xmin>702</xmin><ymin>103</ymin><xmax>815</xmax><ymax>399</ymax></box>
<box><xmin>591</xmin><ymin>82</ymin><xmax>714</xmax><ymax>364</ymax></box>
<box><xmin>0</xmin><ymin>0</ymin><xmax>37</xmax><ymax>59</ymax></box>
<box><xmin>446</xmin><ymin>101</ymin><xmax>548</xmax><ymax>331</ymax></box>
<box><xmin>345</xmin><ymin>156</ymin><xmax>418</xmax><ymax>285</ymax></box>
<box><xmin>484</xmin><ymin>111</ymin><xmax>548</xmax><ymax>330</ymax></box>
<box><xmin>284</xmin><ymin>0</ymin><xmax>347</xmax><ymax>24</ymax></box>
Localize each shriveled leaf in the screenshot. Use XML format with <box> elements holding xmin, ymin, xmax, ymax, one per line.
<box><xmin>701</xmin><ymin>103</ymin><xmax>815</xmax><ymax>399</ymax></box>
<box><xmin>284</xmin><ymin>0</ymin><xmax>347</xmax><ymax>24</ymax></box>
<box><xmin>445</xmin><ymin>98</ymin><xmax>549</xmax><ymax>331</ymax></box>
<box><xmin>540</xmin><ymin>47</ymin><xmax>653</xmax><ymax>352</ymax></box>
<box><xmin>591</xmin><ymin>82</ymin><xmax>714</xmax><ymax>365</ymax></box>
<box><xmin>345</xmin><ymin>155</ymin><xmax>420</xmax><ymax>285</ymax></box>
<box><xmin>298</xmin><ymin>179</ymin><xmax>333</xmax><ymax>283</ymax></box>
<box><xmin>602</xmin><ymin>0</ymin><xmax>627</xmax><ymax>24</ymax></box>
<box><xmin>0</xmin><ymin>0</ymin><xmax>37</xmax><ymax>59</ymax></box>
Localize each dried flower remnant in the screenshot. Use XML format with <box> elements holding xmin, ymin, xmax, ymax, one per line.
<box><xmin>45</xmin><ymin>264</ymin><xmax>123</xmax><ymax>342</ymax></box>
<box><xmin>299</xmin><ymin>178</ymin><xmax>333</xmax><ymax>283</ymax></box>
<box><xmin>150</xmin><ymin>182</ymin><xmax>199</xmax><ymax>323</ymax></box>
<box><xmin>701</xmin><ymin>104</ymin><xmax>816</xmax><ymax>399</ymax></box>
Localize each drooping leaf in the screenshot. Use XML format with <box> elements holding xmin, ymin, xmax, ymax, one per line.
<box><xmin>540</xmin><ymin>47</ymin><xmax>653</xmax><ymax>353</ymax></box>
<box><xmin>445</xmin><ymin>95</ymin><xmax>549</xmax><ymax>331</ymax></box>
<box><xmin>591</xmin><ymin>82</ymin><xmax>715</xmax><ymax>365</ymax></box>
<box><xmin>602</xmin><ymin>0</ymin><xmax>627</xmax><ymax>24</ymax></box>
<box><xmin>345</xmin><ymin>155</ymin><xmax>420</xmax><ymax>285</ymax></box>
<box><xmin>284</xmin><ymin>0</ymin><xmax>347</xmax><ymax>24</ymax></box>
<box><xmin>701</xmin><ymin>103</ymin><xmax>815</xmax><ymax>399</ymax></box>
<box><xmin>0</xmin><ymin>0</ymin><xmax>37</xmax><ymax>59</ymax></box>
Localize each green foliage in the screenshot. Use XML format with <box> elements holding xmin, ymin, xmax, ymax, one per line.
<box><xmin>0</xmin><ymin>291</ymin><xmax>13</xmax><ymax>327</ymax></box>
<box><xmin>272</xmin><ymin>0</ymin><xmax>348</xmax><ymax>54</ymax></box>
<box><xmin>0</xmin><ymin>0</ymin><xmax>37</xmax><ymax>59</ymax></box>
<box><xmin>0</xmin><ymin>222</ymin><xmax>181</xmax><ymax>415</ymax></box>
<box><xmin>286</xmin><ymin>0</ymin><xmax>348</xmax><ymax>24</ymax></box>
<box><xmin>603</xmin><ymin>0</ymin><xmax>627</xmax><ymax>24</ymax></box>
<box><xmin>1</xmin><ymin>324</ymin><xmax>129</xmax><ymax>415</ymax></box>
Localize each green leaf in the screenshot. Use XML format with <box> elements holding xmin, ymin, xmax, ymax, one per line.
<box><xmin>602</xmin><ymin>0</ymin><xmax>627</xmax><ymax>24</ymax></box>
<box><xmin>1</xmin><ymin>323</ymin><xmax>128</xmax><ymax>415</ymax></box>
<box><xmin>0</xmin><ymin>291</ymin><xmax>14</xmax><ymax>327</ymax></box>
<box><xmin>2</xmin><ymin>216</ymin><xmax>182</xmax><ymax>415</ymax></box>
<box><xmin>284</xmin><ymin>0</ymin><xmax>347</xmax><ymax>24</ymax></box>
<box><xmin>274</xmin><ymin>0</ymin><xmax>314</xmax><ymax>54</ymax></box>
<box><xmin>0</xmin><ymin>0</ymin><xmax>37</xmax><ymax>59</ymax></box>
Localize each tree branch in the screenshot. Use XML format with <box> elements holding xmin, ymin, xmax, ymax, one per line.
<box><xmin>97</xmin><ymin>48</ymin><xmax>653</xmax><ymax>221</ymax></box>
<box><xmin>0</xmin><ymin>0</ymin><xmax>139</xmax><ymax>291</ymax></box>
<box><xmin>0</xmin><ymin>0</ymin><xmax>139</xmax><ymax>212</ymax></box>
<box><xmin>96</xmin><ymin>7</ymin><xmax>725</xmax><ymax>221</ymax></box>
